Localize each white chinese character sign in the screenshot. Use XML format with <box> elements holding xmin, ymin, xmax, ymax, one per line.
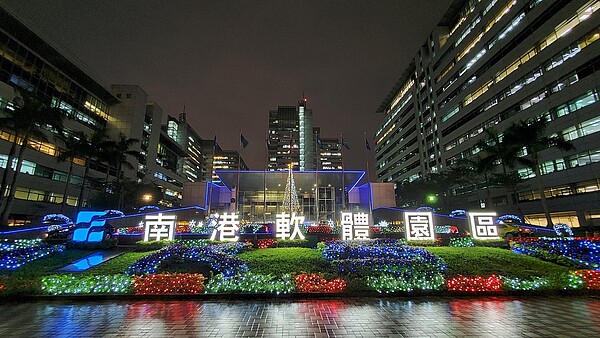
<box><xmin>341</xmin><ymin>212</ymin><xmax>370</xmax><ymax>240</ymax></box>
<box><xmin>404</xmin><ymin>211</ymin><xmax>434</xmax><ymax>241</ymax></box>
<box><xmin>144</xmin><ymin>213</ymin><xmax>176</xmax><ymax>241</ymax></box>
<box><xmin>468</xmin><ymin>212</ymin><xmax>498</xmax><ymax>240</ymax></box>
<box><xmin>276</xmin><ymin>212</ymin><xmax>305</xmax><ymax>240</ymax></box>
<box><xmin>210</xmin><ymin>212</ymin><xmax>240</xmax><ymax>242</ymax></box>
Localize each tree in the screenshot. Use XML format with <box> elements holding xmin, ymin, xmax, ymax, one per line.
<box><xmin>75</xmin><ymin>128</ymin><xmax>112</xmax><ymax>212</ymax></box>
<box><xmin>105</xmin><ymin>134</ymin><xmax>143</xmax><ymax>210</ymax></box>
<box><xmin>0</xmin><ymin>89</ymin><xmax>64</xmax><ymax>227</ymax></box>
<box><xmin>504</xmin><ymin>118</ymin><xmax>575</xmax><ymax>226</ymax></box>
<box><xmin>56</xmin><ymin>131</ymin><xmax>89</xmax><ymax>213</ymax></box>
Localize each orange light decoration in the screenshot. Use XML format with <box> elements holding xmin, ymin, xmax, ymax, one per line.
<box><xmin>446</xmin><ymin>275</ymin><xmax>503</xmax><ymax>292</ymax></box>
<box><xmin>132</xmin><ymin>273</ymin><xmax>205</xmax><ymax>294</ymax></box>
<box><xmin>294</xmin><ymin>273</ymin><xmax>346</xmax><ymax>293</ymax></box>
<box><xmin>573</xmin><ymin>270</ymin><xmax>600</xmax><ymax>289</ymax></box>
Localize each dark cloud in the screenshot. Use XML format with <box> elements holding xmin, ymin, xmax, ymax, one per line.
<box><xmin>1</xmin><ymin>0</ymin><xmax>453</xmax><ymax>179</ymax></box>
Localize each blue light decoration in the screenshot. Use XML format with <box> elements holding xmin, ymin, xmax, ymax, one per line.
<box><xmin>553</xmin><ymin>223</ymin><xmax>574</xmax><ymax>236</ymax></box>
<box><xmin>42</xmin><ymin>213</ymin><xmax>73</xmax><ymax>225</ymax></box>
<box><xmin>0</xmin><ymin>239</ymin><xmax>44</xmax><ymax>252</ymax></box>
<box><xmin>449</xmin><ymin>209</ymin><xmax>467</xmax><ymax>218</ymax></box>
<box><xmin>0</xmin><ymin>244</ymin><xmax>65</xmax><ymax>270</ymax></box>
<box><xmin>126</xmin><ymin>242</ymin><xmax>250</xmax><ymax>277</ymax></box>
<box><xmin>103</xmin><ymin>210</ymin><xmax>124</xmax><ymax>217</ymax></box>
<box><xmin>416</xmin><ymin>206</ymin><xmax>435</xmax><ymax>213</ymax></box>
<box><xmin>138</xmin><ymin>205</ymin><xmax>160</xmax><ymax>212</ymax></box>
<box><xmin>320</xmin><ymin>239</ymin><xmax>446</xmax><ymax>292</ymax></box>
<box><xmin>435</xmin><ymin>225</ymin><xmax>459</xmax><ymax>234</ymax></box>
<box><xmin>498</xmin><ymin>214</ymin><xmax>523</xmax><ymax>224</ymax></box>
<box><xmin>511</xmin><ymin>237</ymin><xmax>600</xmax><ymax>269</ymax></box>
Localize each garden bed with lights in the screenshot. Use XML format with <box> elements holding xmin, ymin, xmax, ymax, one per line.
<box><xmin>1</xmin><ymin>238</ymin><xmax>599</xmax><ymax>297</ymax></box>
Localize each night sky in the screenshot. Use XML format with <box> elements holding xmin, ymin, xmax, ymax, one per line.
<box><xmin>1</xmin><ymin>0</ymin><xmax>453</xmax><ymax>179</ymax></box>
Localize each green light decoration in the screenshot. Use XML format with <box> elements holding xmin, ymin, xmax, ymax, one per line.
<box><xmin>501</xmin><ymin>276</ymin><xmax>551</xmax><ymax>290</ymax></box>
<box><xmin>449</xmin><ymin>237</ymin><xmax>475</xmax><ymax>247</ymax></box>
<box><xmin>426</xmin><ymin>194</ymin><xmax>438</xmax><ymax>203</ymax></box>
<box><xmin>41</xmin><ymin>275</ymin><xmax>132</xmax><ymax>295</ymax></box>
<box><xmin>282</xmin><ymin>167</ymin><xmax>300</xmax><ymax>213</ymax></box>
<box><xmin>366</xmin><ymin>273</ymin><xmax>445</xmax><ymax>293</ymax></box>
<box><xmin>205</xmin><ymin>272</ymin><xmax>295</xmax><ymax>294</ymax></box>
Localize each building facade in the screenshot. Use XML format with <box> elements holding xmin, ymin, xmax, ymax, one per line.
<box><xmin>375</xmin><ymin>0</ymin><xmax>600</xmax><ymax>227</ymax></box>
<box><xmin>0</xmin><ymin>7</ymin><xmax>120</xmax><ymax>225</ymax></box>
<box><xmin>267</xmin><ymin>99</ymin><xmax>315</xmax><ymax>171</ymax></box>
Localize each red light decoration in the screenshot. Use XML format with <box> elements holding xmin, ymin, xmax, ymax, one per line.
<box><xmin>132</xmin><ymin>273</ymin><xmax>205</xmax><ymax>294</ymax></box>
<box><xmin>446</xmin><ymin>275</ymin><xmax>503</xmax><ymax>292</ymax></box>
<box><xmin>307</xmin><ymin>226</ymin><xmax>332</xmax><ymax>234</ymax></box>
<box><xmin>294</xmin><ymin>273</ymin><xmax>346</xmax><ymax>293</ymax></box>
<box><xmin>573</xmin><ymin>270</ymin><xmax>600</xmax><ymax>289</ymax></box>
<box><xmin>257</xmin><ymin>238</ymin><xmax>276</xmax><ymax>249</ymax></box>
<box><xmin>175</xmin><ymin>225</ymin><xmax>190</xmax><ymax>234</ymax></box>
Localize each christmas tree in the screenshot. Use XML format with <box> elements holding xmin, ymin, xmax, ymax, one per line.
<box><xmin>282</xmin><ymin>166</ymin><xmax>300</xmax><ymax>213</ymax></box>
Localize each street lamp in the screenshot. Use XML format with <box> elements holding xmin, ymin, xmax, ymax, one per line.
<box><xmin>143</xmin><ymin>194</ymin><xmax>153</xmax><ymax>202</ymax></box>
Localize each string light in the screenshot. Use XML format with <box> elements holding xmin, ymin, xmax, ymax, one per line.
<box><xmin>0</xmin><ymin>243</ymin><xmax>65</xmax><ymax>270</ymax></box>
<box><xmin>446</xmin><ymin>275</ymin><xmax>503</xmax><ymax>292</ymax></box>
<box><xmin>133</xmin><ymin>273</ymin><xmax>205</xmax><ymax>294</ymax></box>
<box><xmin>206</xmin><ymin>272</ymin><xmax>294</xmax><ymax>294</ymax></box>
<box><xmin>256</xmin><ymin>239</ymin><xmax>276</xmax><ymax>248</ymax></box>
<box><xmin>511</xmin><ymin>237</ymin><xmax>600</xmax><ymax>269</ymax></box>
<box><xmin>367</xmin><ymin>273</ymin><xmax>444</xmax><ymax>292</ymax></box>
<box><xmin>449</xmin><ymin>237</ymin><xmax>474</xmax><ymax>247</ymax></box>
<box><xmin>572</xmin><ymin>270</ymin><xmax>600</xmax><ymax>289</ymax></box>
<box><xmin>41</xmin><ymin>275</ymin><xmax>131</xmax><ymax>295</ymax></box>
<box><xmin>294</xmin><ymin>273</ymin><xmax>346</xmax><ymax>293</ymax></box>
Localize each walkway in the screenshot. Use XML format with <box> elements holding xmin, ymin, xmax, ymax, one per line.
<box><xmin>0</xmin><ymin>296</ymin><xmax>599</xmax><ymax>337</ymax></box>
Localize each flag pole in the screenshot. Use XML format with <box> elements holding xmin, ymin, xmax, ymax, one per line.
<box><xmin>340</xmin><ymin>131</ymin><xmax>346</xmax><ymax>211</ymax></box>
<box><xmin>314</xmin><ymin>129</ymin><xmax>319</xmax><ymax>224</ymax></box>
<box><xmin>364</xmin><ymin>131</ymin><xmax>373</xmax><ymax>226</ymax></box>
<box><xmin>263</xmin><ymin>129</ymin><xmax>268</xmax><ymax>223</ymax></box>
<box><xmin>207</xmin><ymin>129</ymin><xmax>216</xmax><ymax>217</ymax></box>
<box><xmin>236</xmin><ymin>129</ymin><xmax>242</xmax><ymax>217</ymax></box>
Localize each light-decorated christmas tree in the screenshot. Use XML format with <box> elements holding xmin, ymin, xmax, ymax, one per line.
<box><xmin>282</xmin><ymin>166</ymin><xmax>300</xmax><ymax>213</ymax></box>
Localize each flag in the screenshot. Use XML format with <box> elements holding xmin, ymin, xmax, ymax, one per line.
<box><xmin>341</xmin><ymin>138</ymin><xmax>349</xmax><ymax>150</ymax></box>
<box><xmin>365</xmin><ymin>139</ymin><xmax>371</xmax><ymax>151</ymax></box>
<box><xmin>240</xmin><ymin>133</ymin><xmax>249</xmax><ymax>148</ymax></box>
<box><xmin>316</xmin><ymin>138</ymin><xmax>323</xmax><ymax>149</ymax></box>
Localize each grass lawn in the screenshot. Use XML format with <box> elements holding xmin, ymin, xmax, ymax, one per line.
<box><xmin>82</xmin><ymin>251</ymin><xmax>155</xmax><ymax>276</ymax></box>
<box><xmin>425</xmin><ymin>247</ymin><xmax>571</xmax><ymax>279</ymax></box>
<box><xmin>238</xmin><ymin>248</ymin><xmax>334</xmax><ymax>276</ymax></box>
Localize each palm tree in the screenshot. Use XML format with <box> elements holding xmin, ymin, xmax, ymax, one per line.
<box><xmin>56</xmin><ymin>131</ymin><xmax>89</xmax><ymax>213</ymax></box>
<box><xmin>75</xmin><ymin>128</ymin><xmax>112</xmax><ymax>212</ymax></box>
<box><xmin>106</xmin><ymin>134</ymin><xmax>143</xmax><ymax>209</ymax></box>
<box><xmin>0</xmin><ymin>89</ymin><xmax>64</xmax><ymax>227</ymax></box>
<box><xmin>504</xmin><ymin>118</ymin><xmax>575</xmax><ymax>226</ymax></box>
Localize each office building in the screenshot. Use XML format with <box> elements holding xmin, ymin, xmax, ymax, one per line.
<box><xmin>267</xmin><ymin>99</ymin><xmax>315</xmax><ymax>171</ymax></box>
<box><xmin>375</xmin><ymin>0</ymin><xmax>600</xmax><ymax>227</ymax></box>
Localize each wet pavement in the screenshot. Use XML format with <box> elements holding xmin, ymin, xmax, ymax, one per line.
<box><xmin>0</xmin><ymin>296</ymin><xmax>599</xmax><ymax>337</ymax></box>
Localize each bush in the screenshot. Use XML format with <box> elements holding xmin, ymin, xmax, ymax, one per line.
<box><xmin>473</xmin><ymin>239</ymin><xmax>508</xmax><ymax>248</ymax></box>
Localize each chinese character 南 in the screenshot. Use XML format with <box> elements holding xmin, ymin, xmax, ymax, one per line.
<box><xmin>276</xmin><ymin>212</ymin><xmax>305</xmax><ymax>240</ymax></box>
<box><xmin>144</xmin><ymin>213</ymin><xmax>176</xmax><ymax>241</ymax></box>
<box><xmin>210</xmin><ymin>212</ymin><xmax>240</xmax><ymax>242</ymax></box>
<box><xmin>341</xmin><ymin>212</ymin><xmax>370</xmax><ymax>240</ymax></box>
<box><xmin>468</xmin><ymin>212</ymin><xmax>498</xmax><ymax>239</ymax></box>
<box><xmin>404</xmin><ymin>212</ymin><xmax>434</xmax><ymax>241</ymax></box>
